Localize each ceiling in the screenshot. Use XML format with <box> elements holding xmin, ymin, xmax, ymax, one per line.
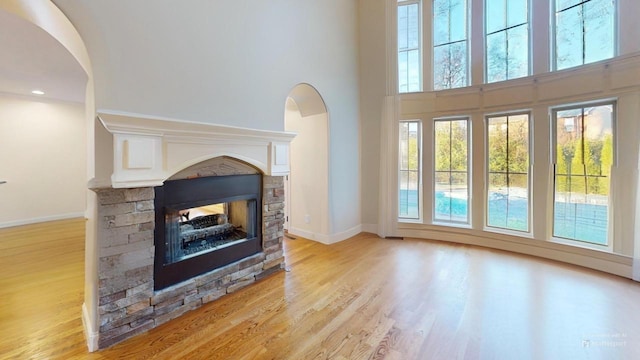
<box><xmin>0</xmin><ymin>9</ymin><xmax>87</xmax><ymax>103</ymax></box>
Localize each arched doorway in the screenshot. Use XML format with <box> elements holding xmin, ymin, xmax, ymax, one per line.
<box><xmin>0</xmin><ymin>8</ymin><xmax>88</xmax><ymax>227</ymax></box>
<box><xmin>284</xmin><ymin>83</ymin><xmax>330</xmax><ymax>241</ymax></box>
<box><xmin>0</xmin><ymin>0</ymin><xmax>97</xmax><ymax>350</ymax></box>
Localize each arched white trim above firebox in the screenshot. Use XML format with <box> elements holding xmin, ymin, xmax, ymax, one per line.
<box><xmin>166</xmin><ymin>154</ymin><xmax>264</xmax><ymax>181</ymax></box>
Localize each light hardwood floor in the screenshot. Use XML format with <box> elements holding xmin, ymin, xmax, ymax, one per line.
<box><xmin>1</xmin><ymin>219</ymin><xmax>640</xmax><ymax>359</ymax></box>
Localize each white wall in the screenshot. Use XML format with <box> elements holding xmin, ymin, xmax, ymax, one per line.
<box><xmin>358</xmin><ymin>0</ymin><xmax>388</xmax><ymax>228</ymax></box>
<box><xmin>53</xmin><ymin>0</ymin><xmax>356</xmax><ymax>130</ymax></box>
<box><xmin>0</xmin><ymin>94</ymin><xmax>86</xmax><ymax>227</ymax></box>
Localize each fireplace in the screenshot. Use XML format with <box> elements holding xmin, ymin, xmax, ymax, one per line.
<box><xmin>154</xmin><ymin>174</ymin><xmax>262</xmax><ymax>289</ymax></box>
<box><xmin>87</xmin><ymin>112</ymin><xmax>295</xmax><ymax>351</ymax></box>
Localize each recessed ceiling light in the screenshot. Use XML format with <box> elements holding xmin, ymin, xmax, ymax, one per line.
<box><xmin>31</xmin><ymin>90</ymin><xmax>45</xmax><ymax>95</ymax></box>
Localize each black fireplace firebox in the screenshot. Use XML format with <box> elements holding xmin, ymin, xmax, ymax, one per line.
<box><xmin>154</xmin><ymin>174</ymin><xmax>262</xmax><ymax>290</ymax></box>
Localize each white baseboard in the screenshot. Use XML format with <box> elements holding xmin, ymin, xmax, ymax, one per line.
<box><xmin>287</xmin><ymin>227</ymin><xmax>316</xmax><ymax>241</ymax></box>
<box><xmin>360</xmin><ymin>223</ymin><xmax>378</xmax><ymax>234</ymax></box>
<box><xmin>321</xmin><ymin>224</ymin><xmax>362</xmax><ymax>245</ymax></box>
<box><xmin>633</xmin><ymin>258</ymin><xmax>640</xmax><ymax>282</ymax></box>
<box><xmin>0</xmin><ymin>212</ymin><xmax>85</xmax><ymax>229</ymax></box>
<box><xmin>289</xmin><ymin>224</ymin><xmax>363</xmax><ymax>245</ymax></box>
<box><xmin>82</xmin><ymin>303</ymin><xmax>99</xmax><ymax>352</ymax></box>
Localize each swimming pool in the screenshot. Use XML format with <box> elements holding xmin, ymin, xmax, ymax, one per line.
<box><xmin>399</xmin><ymin>190</ymin><xmax>608</xmax><ymax>245</ymax></box>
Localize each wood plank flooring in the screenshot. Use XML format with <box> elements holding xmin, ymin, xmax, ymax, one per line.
<box><xmin>1</xmin><ymin>219</ymin><xmax>640</xmax><ymax>359</ymax></box>
<box><xmin>0</xmin><ymin>218</ymin><xmax>86</xmax><ymax>360</ymax></box>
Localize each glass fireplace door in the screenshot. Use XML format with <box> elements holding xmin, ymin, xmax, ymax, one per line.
<box><xmin>164</xmin><ymin>199</ymin><xmax>258</xmax><ymax>264</ymax></box>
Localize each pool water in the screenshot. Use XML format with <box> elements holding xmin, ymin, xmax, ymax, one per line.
<box><xmin>399</xmin><ymin>190</ymin><xmax>608</xmax><ymax>245</ymax></box>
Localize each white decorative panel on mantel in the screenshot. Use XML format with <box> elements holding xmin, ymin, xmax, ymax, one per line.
<box><xmin>269</xmin><ymin>142</ymin><xmax>290</xmax><ymax>176</ymax></box>
<box><xmin>97</xmin><ymin>111</ymin><xmax>296</xmax><ymax>188</ymax></box>
<box><xmin>112</xmin><ymin>134</ymin><xmax>164</xmax><ymax>188</ymax></box>
<box><xmin>123</xmin><ymin>138</ymin><xmax>156</xmax><ymax>169</ymax></box>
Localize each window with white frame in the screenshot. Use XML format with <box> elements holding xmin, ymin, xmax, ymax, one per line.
<box><xmin>485</xmin><ymin>0</ymin><xmax>529</xmax><ymax>83</ymax></box>
<box><xmin>399</xmin><ymin>121</ymin><xmax>421</xmax><ymax>219</ymax></box>
<box><xmin>552</xmin><ymin>102</ymin><xmax>614</xmax><ymax>245</ymax></box>
<box><xmin>553</xmin><ymin>0</ymin><xmax>616</xmax><ymax>70</ymax></box>
<box><xmin>433</xmin><ymin>0</ymin><xmax>468</xmax><ymax>90</ymax></box>
<box><xmin>486</xmin><ymin>113</ymin><xmax>530</xmax><ymax>232</ymax></box>
<box><xmin>398</xmin><ymin>0</ymin><xmax>421</xmax><ymax>93</ymax></box>
<box><xmin>434</xmin><ymin>118</ymin><xmax>469</xmax><ymax>223</ymax></box>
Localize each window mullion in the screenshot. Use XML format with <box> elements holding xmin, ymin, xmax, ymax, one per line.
<box><xmin>505</xmin><ymin>28</ymin><xmax>510</xmax><ymax>79</ymax></box>
<box><xmin>557</xmin><ymin>0</ymin><xmax>591</xmax><ymax>13</ymax></box>
<box><xmin>451</xmin><ymin>121</ymin><xmax>456</xmax><ymax>222</ymax></box>
<box><xmin>486</xmin><ymin>22</ymin><xmax>527</xmax><ymax>37</ymax></box>
<box><xmin>504</xmin><ymin>0</ymin><xmax>509</xmax><ymax>35</ymax></box>
<box><xmin>505</xmin><ymin>116</ymin><xmax>511</xmax><ymax>225</ymax></box>
<box><xmin>581</xmin><ymin>5</ymin><xmax>586</xmax><ymax>66</ymax></box>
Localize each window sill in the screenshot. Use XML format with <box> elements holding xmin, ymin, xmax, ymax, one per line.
<box><xmin>549</xmin><ymin>236</ymin><xmax>612</xmax><ymax>253</ymax></box>
<box><xmin>431</xmin><ymin>221</ymin><xmax>472</xmax><ymax>230</ymax></box>
<box><xmin>398</xmin><ymin>218</ymin><xmax>423</xmax><ymax>224</ymax></box>
<box><xmin>483</xmin><ymin>226</ymin><xmax>534</xmax><ymax>239</ymax></box>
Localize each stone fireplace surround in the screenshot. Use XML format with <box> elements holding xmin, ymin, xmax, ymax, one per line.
<box><xmin>87</xmin><ymin>112</ymin><xmax>295</xmax><ymax>349</ymax></box>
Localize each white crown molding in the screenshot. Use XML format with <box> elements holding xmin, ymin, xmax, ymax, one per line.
<box><xmin>97</xmin><ymin>110</ymin><xmax>297</xmax><ymax>142</ymax></box>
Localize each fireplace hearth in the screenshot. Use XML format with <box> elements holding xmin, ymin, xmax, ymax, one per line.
<box><xmin>92</xmin><ymin>157</ymin><xmax>286</xmax><ymax>349</ymax></box>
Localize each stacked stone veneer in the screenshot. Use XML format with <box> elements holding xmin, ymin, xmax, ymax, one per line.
<box><xmin>92</xmin><ymin>175</ymin><xmax>285</xmax><ymax>349</ymax></box>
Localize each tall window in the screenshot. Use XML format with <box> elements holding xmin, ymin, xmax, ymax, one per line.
<box><xmin>399</xmin><ymin>121</ymin><xmax>421</xmax><ymax>219</ymax></box>
<box><xmin>398</xmin><ymin>0</ymin><xmax>421</xmax><ymax>93</ymax></box>
<box><xmin>433</xmin><ymin>0</ymin><xmax>468</xmax><ymax>90</ymax></box>
<box><xmin>486</xmin><ymin>0</ymin><xmax>529</xmax><ymax>83</ymax></box>
<box><xmin>434</xmin><ymin>118</ymin><xmax>469</xmax><ymax>223</ymax></box>
<box><xmin>486</xmin><ymin>113</ymin><xmax>530</xmax><ymax>232</ymax></box>
<box><xmin>554</xmin><ymin>0</ymin><xmax>616</xmax><ymax>70</ymax></box>
<box><xmin>553</xmin><ymin>103</ymin><xmax>614</xmax><ymax>245</ymax></box>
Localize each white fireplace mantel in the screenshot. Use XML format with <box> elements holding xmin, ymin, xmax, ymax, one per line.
<box><xmin>96</xmin><ymin>111</ymin><xmax>296</xmax><ymax>188</ymax></box>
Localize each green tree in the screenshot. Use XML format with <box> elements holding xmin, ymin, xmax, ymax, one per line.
<box><xmin>570</xmin><ymin>138</ymin><xmax>586</xmax><ymax>193</ymax></box>
<box><xmin>435</xmin><ymin>123</ymin><xmax>451</xmax><ymax>172</ymax></box>
<box><xmin>408</xmin><ymin>137</ymin><xmax>418</xmax><ymax>171</ymax></box>
<box><xmin>450</xmin><ymin>121</ymin><xmax>468</xmax><ymax>173</ymax></box>
<box><xmin>487</xmin><ymin>116</ymin><xmax>529</xmax><ymax>188</ymax></box>
<box><xmin>585</xmin><ymin>138</ymin><xmax>606</xmax><ymax>194</ymax></box>
<box><xmin>487</xmin><ymin>121</ymin><xmax>507</xmax><ymax>187</ymax></box>
<box><xmin>435</xmin><ymin>120</ymin><xmax>467</xmax><ymax>187</ymax></box>
<box><xmin>507</xmin><ymin>118</ymin><xmax>529</xmax><ymax>187</ymax></box>
<box><xmin>599</xmin><ymin>134</ymin><xmax>614</xmax><ymax>195</ymax></box>
<box><xmin>555</xmin><ymin>143</ymin><xmax>571</xmax><ymax>192</ymax></box>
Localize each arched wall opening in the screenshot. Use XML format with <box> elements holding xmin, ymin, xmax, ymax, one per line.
<box><xmin>284</xmin><ymin>83</ymin><xmax>330</xmax><ymax>241</ymax></box>
<box><xmin>0</xmin><ymin>6</ymin><xmax>89</xmax><ymax>227</ymax></box>
<box><xmin>0</xmin><ymin>0</ymin><xmax>98</xmax><ymax>351</ymax></box>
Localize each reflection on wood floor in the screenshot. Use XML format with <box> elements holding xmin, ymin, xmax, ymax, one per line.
<box><xmin>1</xmin><ymin>218</ymin><xmax>640</xmax><ymax>359</ymax></box>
